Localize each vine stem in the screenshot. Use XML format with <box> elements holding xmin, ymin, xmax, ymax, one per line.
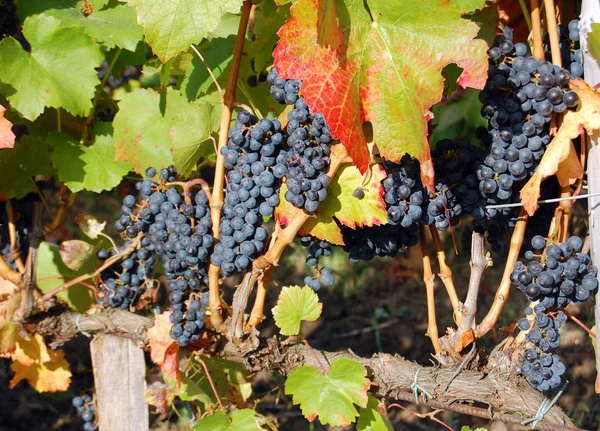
<box><xmin>419</xmin><ymin>224</ymin><xmax>442</xmax><ymax>354</ymax></box>
<box><xmin>387</xmin><ymin>404</ymin><xmax>453</xmax><ymax>431</ymax></box>
<box><xmin>544</xmin><ymin>0</ymin><xmax>563</xmax><ymax>67</ymax></box>
<box><xmin>46</xmin><ymin>184</ymin><xmax>72</xmax><ymax>234</ymax></box>
<box><xmin>455</xmin><ymin>231</ymin><xmax>491</xmax><ymax>351</ymax></box>
<box><xmin>475</xmin><ymin>208</ymin><xmax>528</xmax><ymax>338</ymax></box>
<box><xmin>428</xmin><ymin>225</ymin><xmax>460</xmax><ymax>323</ymax></box>
<box><xmin>195</xmin><ymin>356</ymin><xmax>225</xmax><ymax>411</ymax></box>
<box><xmin>563</xmin><ymin>309</ymin><xmax>596</xmax><ymax>338</ymax></box>
<box><xmin>37</xmin><ymin>233</ymin><xmax>143</xmax><ymax>304</ymax></box>
<box><xmin>7</xmin><ymin>200</ymin><xmax>25</xmax><ymax>273</ymax></box>
<box><xmin>208</xmin><ymin>0</ymin><xmax>253</xmax><ymax>330</ymax></box>
<box><xmin>245</xmin><ymin>266</ymin><xmax>271</xmax><ymax>330</ymax></box>
<box><xmin>303</xmin><ymin>339</ymin><xmax>327</xmax><ymax>374</ymax></box>
<box><xmin>531</xmin><ymin>0</ymin><xmax>545</xmax><ymax>60</ymax></box>
<box><xmin>0</xmin><ymin>255</ymin><xmax>21</xmax><ymax>284</ymax></box>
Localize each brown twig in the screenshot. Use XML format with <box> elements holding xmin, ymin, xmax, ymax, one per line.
<box><xmin>428</xmin><ymin>225</ymin><xmax>460</xmax><ymax>323</ymax></box>
<box><xmin>208</xmin><ymin>0</ymin><xmax>253</xmax><ymax>330</ymax></box>
<box><xmin>0</xmin><ymin>255</ymin><xmax>21</xmax><ymax>284</ymax></box>
<box><xmin>563</xmin><ymin>309</ymin><xmax>596</xmax><ymax>338</ymax></box>
<box><xmin>245</xmin><ymin>266</ymin><xmax>272</xmax><ymax>331</ymax></box>
<box><xmin>544</xmin><ymin>0</ymin><xmax>562</xmax><ymax>67</ymax></box>
<box><xmin>46</xmin><ymin>185</ymin><xmax>73</xmax><ymax>235</ymax></box>
<box><xmin>18</xmin><ymin>203</ymin><xmax>43</xmax><ymax>320</ymax></box>
<box><xmin>453</xmin><ymin>232</ymin><xmax>491</xmax><ymax>352</ymax></box>
<box><xmin>531</xmin><ymin>0</ymin><xmax>545</xmax><ymax>61</ymax></box>
<box><xmin>419</xmin><ymin>224</ymin><xmax>442</xmax><ymax>354</ymax></box>
<box><xmin>7</xmin><ymin>200</ymin><xmax>25</xmax><ymax>273</ymax></box>
<box><xmin>37</xmin><ymin>233</ymin><xmax>143</xmax><ymax>305</ymax></box>
<box><xmin>476</xmin><ymin>208</ymin><xmax>528</xmax><ymax>338</ymax></box>
<box><xmin>387</xmin><ymin>403</ymin><xmax>453</xmax><ymax>431</ymax></box>
<box><xmin>195</xmin><ymin>356</ymin><xmax>225</xmax><ymax>411</ymax></box>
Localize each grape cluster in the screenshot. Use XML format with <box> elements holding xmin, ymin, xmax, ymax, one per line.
<box><xmin>382</xmin><ymin>155</ymin><xmax>429</xmax><ymax>228</ymax></box>
<box><xmin>0</xmin><ymin>0</ymin><xmax>17</xmax><ymax>40</ymax></box>
<box><xmin>518</xmin><ymin>310</ymin><xmax>567</xmax><ymax>392</ymax></box>
<box><xmin>341</xmin><ymin>223</ymin><xmax>418</xmax><ymax>262</ymax></box>
<box><xmin>428</xmin><ymin>139</ymin><xmax>484</xmax><ymax>230</ymax></box>
<box><xmin>268</xmin><ymin>67</ymin><xmax>333</xmax><ymax>214</ymax></box>
<box><xmin>478</xmin><ymin>23</ymin><xmax>581</xmax><ymax>218</ymax></box>
<box><xmin>97</xmin><ymin>243</ymin><xmax>155</xmax><ymax>309</ymax></box>
<box><xmin>300</xmin><ymin>236</ymin><xmax>334</xmax><ymax>290</ymax></box>
<box><xmin>512</xmin><ymin>235</ymin><xmax>598</xmax><ymax>391</ymax></box>
<box><xmin>212</xmin><ymin>111</ymin><xmax>284</xmax><ymax>276</ymax></box>
<box><xmin>103</xmin><ymin>166</ymin><xmax>213</xmax><ymax>346</ymax></box>
<box><xmin>72</xmin><ymin>394</ymin><xmax>97</xmax><ymax>430</ymax></box>
<box><xmin>267</xmin><ymin>67</ymin><xmax>301</xmax><ymax>105</ymax></box>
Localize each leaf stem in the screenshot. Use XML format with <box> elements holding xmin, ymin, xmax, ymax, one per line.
<box><xmin>190</xmin><ymin>44</ymin><xmax>224</xmax><ymax>100</ymax></box>
<box><xmin>518</xmin><ymin>0</ymin><xmax>534</xmax><ymax>33</ymax></box>
<box><xmin>195</xmin><ymin>356</ymin><xmax>225</xmax><ymax>411</ymax></box>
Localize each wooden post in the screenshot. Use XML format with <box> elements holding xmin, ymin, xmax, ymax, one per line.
<box><xmin>90</xmin><ymin>335</ymin><xmax>149</xmax><ymax>430</ymax></box>
<box><xmin>580</xmin><ymin>0</ymin><xmax>600</xmax><ymax>394</ymax></box>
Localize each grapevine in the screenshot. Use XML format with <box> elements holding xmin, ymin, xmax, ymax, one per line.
<box><xmin>0</xmin><ymin>1</ymin><xmax>598</xmax><ymax>431</ymax></box>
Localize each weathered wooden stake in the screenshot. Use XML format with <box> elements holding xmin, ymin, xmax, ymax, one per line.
<box><xmin>90</xmin><ymin>335</ymin><xmax>149</xmax><ymax>430</ymax></box>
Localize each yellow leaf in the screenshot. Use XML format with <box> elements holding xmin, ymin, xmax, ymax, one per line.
<box><xmin>8</xmin><ymin>333</ymin><xmax>71</xmax><ymax>392</ymax></box>
<box><xmin>59</xmin><ymin>240</ymin><xmax>94</xmax><ymax>271</ymax></box>
<box><xmin>75</xmin><ymin>212</ymin><xmax>106</xmax><ymax>239</ymax></box>
<box><xmin>0</xmin><ymin>294</ymin><xmax>21</xmax><ymax>354</ymax></box>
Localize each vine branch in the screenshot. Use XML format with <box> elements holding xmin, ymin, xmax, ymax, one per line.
<box><xmin>208</xmin><ymin>0</ymin><xmax>253</xmax><ymax>330</ymax></box>
<box><xmin>419</xmin><ymin>224</ymin><xmax>442</xmax><ymax>354</ymax></box>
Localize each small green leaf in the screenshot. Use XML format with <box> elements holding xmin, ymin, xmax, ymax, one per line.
<box><xmin>193</xmin><ymin>409</ymin><xmax>260</xmax><ymax>431</ymax></box>
<box><xmin>0</xmin><ymin>136</ymin><xmax>53</xmax><ymax>199</ymax></box>
<box><xmin>460</xmin><ymin>427</ymin><xmax>488</xmax><ymax>431</ymax></box>
<box><xmin>272</xmin><ymin>285</ymin><xmax>322</xmax><ymax>336</ymax></box>
<box><xmin>285</xmin><ymin>357</ymin><xmax>370</xmax><ymax>426</ymax></box>
<box><xmin>36</xmin><ymin>242</ymin><xmax>95</xmax><ymax>313</ymax></box>
<box><xmin>0</xmin><ymin>15</ymin><xmax>103</xmax><ymax>120</ymax></box>
<box><xmin>50</xmin><ymin>132</ymin><xmax>133</xmax><ymax>193</ymax></box>
<box><xmin>589</xmin><ymin>23</ymin><xmax>600</xmax><ymax>64</ymax></box>
<box><xmin>357</xmin><ymin>395</ymin><xmax>393</xmax><ymax>431</ymax></box>
<box><xmin>113</xmin><ymin>87</ymin><xmax>217</xmax><ymax>175</ymax></box>
<box><xmin>123</xmin><ymin>0</ymin><xmax>244</xmax><ymax>62</ymax></box>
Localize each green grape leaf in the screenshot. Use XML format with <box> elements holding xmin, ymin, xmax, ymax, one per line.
<box><xmin>36</xmin><ymin>242</ymin><xmax>95</xmax><ymax>313</ymax></box>
<box><xmin>0</xmin><ymin>136</ymin><xmax>53</xmax><ymax>199</ymax></box>
<box><xmin>122</xmin><ymin>0</ymin><xmax>244</xmax><ymax>62</ymax></box>
<box><xmin>272</xmin><ymin>285</ymin><xmax>323</xmax><ymax>336</ymax></box>
<box><xmin>193</xmin><ymin>409</ymin><xmax>261</xmax><ymax>431</ymax></box>
<box><xmin>113</xmin><ymin>87</ymin><xmax>217</xmax><ymax>175</ymax></box>
<box><xmin>357</xmin><ymin>395</ymin><xmax>393</xmax><ymax>431</ymax></box>
<box><xmin>589</xmin><ymin>23</ymin><xmax>600</xmax><ymax>64</ymax></box>
<box><xmin>460</xmin><ymin>427</ymin><xmax>488</xmax><ymax>431</ymax></box>
<box><xmin>450</xmin><ymin>0</ymin><xmax>487</xmax><ymax>13</ymax></box>
<box><xmin>0</xmin><ymin>15</ymin><xmax>103</xmax><ymax>121</ymax></box>
<box><xmin>275</xmin><ymin>163</ymin><xmax>388</xmax><ymax>245</ymax></box>
<box><xmin>274</xmin><ymin>0</ymin><xmax>488</xmax><ymax>189</ymax></box>
<box><xmin>50</xmin><ymin>132</ymin><xmax>133</xmax><ymax>193</ymax></box>
<box><xmin>17</xmin><ymin>0</ymin><xmax>143</xmax><ymax>50</ymax></box>
<box><xmin>285</xmin><ymin>357</ymin><xmax>370</xmax><ymax>426</ymax></box>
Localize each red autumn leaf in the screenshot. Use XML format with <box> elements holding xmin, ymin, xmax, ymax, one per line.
<box><xmin>274</xmin><ymin>0</ymin><xmax>488</xmax><ymax>189</ymax></box>
<box><xmin>520</xmin><ymin>79</ymin><xmax>599</xmax><ymax>215</ymax></box>
<box><xmin>148</xmin><ymin>312</ymin><xmax>180</xmax><ymax>385</ymax></box>
<box><xmin>0</xmin><ymin>105</ymin><xmax>15</xmax><ymax>149</ymax></box>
